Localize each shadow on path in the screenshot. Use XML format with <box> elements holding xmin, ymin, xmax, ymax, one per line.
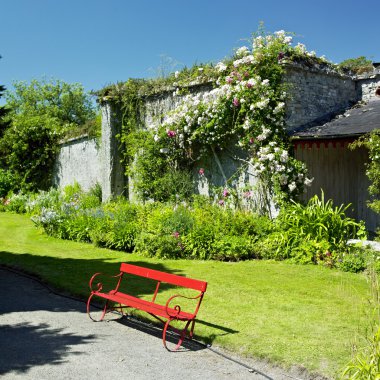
<box><xmin>0</xmin><ymin>322</ymin><xmax>96</xmax><ymax>375</ymax></box>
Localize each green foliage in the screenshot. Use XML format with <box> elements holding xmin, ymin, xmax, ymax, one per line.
<box><xmin>6</xmin><ymin>78</ymin><xmax>96</xmax><ymax>127</ymax></box>
<box><xmin>0</xmin><ymin>84</ymin><xmax>10</xmax><ymax>137</ymax></box>
<box><xmin>0</xmin><ymin>114</ymin><xmax>62</xmax><ymax>190</ymax></box>
<box><xmin>128</xmin><ymin>130</ymin><xmax>194</xmax><ymax>202</ymax></box>
<box><xmin>258</xmin><ymin>192</ymin><xmax>367</xmax><ymax>265</ymax></box>
<box><xmin>338</xmin><ymin>56</ymin><xmax>373</xmax><ymax>74</ymax></box>
<box><xmin>4</xmin><ymin>191</ymin><xmax>30</xmax><ymax>213</ymax></box>
<box><xmin>350</xmin><ymin>130</ymin><xmax>380</xmax><ymax>222</ymax></box>
<box><xmin>3</xmin><ymin>185</ymin><xmax>373</xmax><ymax>273</ymax></box>
<box><xmin>341</xmin><ymin>267</ymin><xmax>380</xmax><ymax>379</ymax></box>
<box><xmin>338</xmin><ymin>250</ymin><xmax>367</xmax><ymax>273</ymax></box>
<box><xmin>0</xmin><ymin>168</ymin><xmax>14</xmax><ymax>198</ymax></box>
<box><xmin>0</xmin><ymin>79</ymin><xmax>98</xmax><ymax>191</ymax></box>
<box><xmin>341</xmin><ymin>327</ymin><xmax>380</xmax><ymax>379</ymax></box>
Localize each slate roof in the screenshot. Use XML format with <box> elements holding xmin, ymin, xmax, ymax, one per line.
<box><xmin>291</xmin><ymin>97</ymin><xmax>380</xmax><ymax>140</ymax></box>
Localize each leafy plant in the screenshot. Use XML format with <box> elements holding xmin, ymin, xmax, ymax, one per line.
<box><xmin>0</xmin><ymin>168</ymin><xmax>14</xmax><ymax>198</ymax></box>
<box><xmin>338</xmin><ymin>56</ymin><xmax>373</xmax><ymax>74</ymax></box>
<box><xmin>350</xmin><ymin>130</ymin><xmax>380</xmax><ymax>226</ymax></box>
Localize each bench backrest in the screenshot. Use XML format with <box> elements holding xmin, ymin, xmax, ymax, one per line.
<box><xmin>120</xmin><ymin>263</ymin><xmax>207</xmax><ymax>292</ymax></box>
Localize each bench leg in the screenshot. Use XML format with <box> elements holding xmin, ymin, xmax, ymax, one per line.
<box><xmin>87</xmin><ymin>293</ymin><xmax>109</xmax><ymax>322</ymax></box>
<box><xmin>162</xmin><ymin>319</ymin><xmax>192</xmax><ymax>351</ymax></box>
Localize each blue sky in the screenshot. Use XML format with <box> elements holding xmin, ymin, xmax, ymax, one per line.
<box><xmin>1</xmin><ymin>0</ymin><xmax>379</xmax><ymax>100</ymax></box>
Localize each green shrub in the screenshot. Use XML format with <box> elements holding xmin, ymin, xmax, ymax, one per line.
<box><xmin>5</xmin><ymin>192</ymin><xmax>30</xmax><ymax>213</ymax></box>
<box><xmin>269</xmin><ymin>192</ymin><xmax>367</xmax><ymax>265</ymax></box>
<box><xmin>134</xmin><ymin>232</ymin><xmax>184</xmax><ymax>259</ymax></box>
<box><xmin>0</xmin><ymin>168</ymin><xmax>15</xmax><ymax>197</ymax></box>
<box><xmin>211</xmin><ymin>234</ymin><xmax>257</xmax><ymax>261</ymax></box>
<box><xmin>338</xmin><ymin>250</ymin><xmax>367</xmax><ymax>273</ymax></box>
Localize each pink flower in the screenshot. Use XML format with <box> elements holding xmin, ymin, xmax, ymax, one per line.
<box><xmin>172</xmin><ymin>231</ymin><xmax>180</xmax><ymax>238</ymax></box>
<box><xmin>223</xmin><ymin>188</ymin><xmax>229</xmax><ymax>197</ymax></box>
<box><xmin>167</xmin><ymin>130</ymin><xmax>176</xmax><ymax>138</ymax></box>
<box><xmin>218</xmin><ymin>199</ymin><xmax>225</xmax><ymax>206</ymax></box>
<box><xmin>198</xmin><ymin>168</ymin><xmax>205</xmax><ymax>175</ymax></box>
<box><xmin>249</xmin><ymin>137</ymin><xmax>255</xmax><ymax>144</ymax></box>
<box><xmin>244</xmin><ymin>191</ymin><xmax>252</xmax><ymax>198</ymax></box>
<box><xmin>232</xmin><ymin>98</ymin><xmax>240</xmax><ymax>107</ymax></box>
<box><xmin>226</xmin><ymin>76</ymin><xmax>233</xmax><ymax>84</ymax></box>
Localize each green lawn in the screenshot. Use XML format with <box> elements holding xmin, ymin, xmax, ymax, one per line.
<box><xmin>0</xmin><ymin>213</ymin><xmax>372</xmax><ymax>378</ymax></box>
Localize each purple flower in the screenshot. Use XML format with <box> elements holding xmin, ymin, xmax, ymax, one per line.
<box><xmin>232</xmin><ymin>98</ymin><xmax>240</xmax><ymax>107</ymax></box>
<box><xmin>278</xmin><ymin>52</ymin><xmax>285</xmax><ymax>61</ymax></box>
<box><xmin>167</xmin><ymin>130</ymin><xmax>176</xmax><ymax>138</ymax></box>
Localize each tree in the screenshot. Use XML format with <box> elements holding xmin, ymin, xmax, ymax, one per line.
<box><xmin>0</xmin><ymin>78</ymin><xmax>98</xmax><ymax>191</ymax></box>
<box><xmin>5</xmin><ymin>78</ymin><xmax>96</xmax><ymax>127</ymax></box>
<box><xmin>0</xmin><ymin>56</ymin><xmax>10</xmax><ymax>136</ymax></box>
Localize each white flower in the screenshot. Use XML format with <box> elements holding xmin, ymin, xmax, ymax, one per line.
<box><xmin>154</xmin><ymin>134</ymin><xmax>160</xmax><ymax>142</ymax></box>
<box><xmin>236</xmin><ymin>46</ymin><xmax>250</xmax><ymax>58</ymax></box>
<box><xmin>280</xmin><ymin>150</ymin><xmax>288</xmax><ymax>163</ymax></box>
<box><xmin>174</xmin><ymin>71</ymin><xmax>180</xmax><ymax>78</ymax></box>
<box><xmin>305</xmin><ymin>177</ymin><xmax>314</xmax><ymax>187</ymax></box>
<box><xmin>288</xmin><ymin>182</ymin><xmax>297</xmax><ymax>192</ymax></box>
<box><xmin>159</xmin><ymin>148</ymin><xmax>169</xmax><ymax>154</ymax></box>
<box><xmin>256</xmin><ymin>99</ymin><xmax>269</xmax><ymax>109</ymax></box>
<box><xmin>274</xmin><ymin>30</ymin><xmax>286</xmax><ymax>37</ymax></box>
<box><xmin>216</xmin><ymin>62</ymin><xmax>227</xmax><ymax>72</ymax></box>
<box><xmin>273</xmin><ymin>102</ymin><xmax>285</xmax><ymax>114</ymax></box>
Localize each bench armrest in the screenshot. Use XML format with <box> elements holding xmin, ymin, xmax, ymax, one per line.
<box><xmin>164</xmin><ymin>293</ymin><xmax>203</xmax><ymax>319</ymax></box>
<box><xmin>89</xmin><ymin>272</ymin><xmax>123</xmax><ymax>293</ymax></box>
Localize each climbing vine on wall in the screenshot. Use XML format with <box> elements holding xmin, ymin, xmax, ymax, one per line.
<box><xmin>98</xmin><ymin>27</ymin><xmax>325</xmax><ymax>208</ymax></box>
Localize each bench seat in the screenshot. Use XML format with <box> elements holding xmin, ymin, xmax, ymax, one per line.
<box><xmin>93</xmin><ymin>290</ymin><xmax>195</xmax><ymax>321</ymax></box>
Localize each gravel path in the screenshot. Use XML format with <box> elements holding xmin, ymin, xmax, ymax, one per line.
<box><xmin>0</xmin><ymin>267</ymin><xmax>327</xmax><ymax>380</ymax></box>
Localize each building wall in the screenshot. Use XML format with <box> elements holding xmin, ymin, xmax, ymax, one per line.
<box><xmin>294</xmin><ymin>142</ymin><xmax>380</xmax><ymax>233</ymax></box>
<box><xmin>284</xmin><ymin>63</ymin><xmax>358</xmax><ymax>130</ymax></box>
<box><xmin>356</xmin><ymin>72</ymin><xmax>380</xmax><ymax>101</ymax></box>
<box><xmin>53</xmin><ymin>136</ymin><xmax>101</xmax><ymax>191</ymax></box>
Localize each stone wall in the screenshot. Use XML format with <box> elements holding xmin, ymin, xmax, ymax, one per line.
<box><xmin>284</xmin><ymin>63</ymin><xmax>358</xmax><ymax>130</ymax></box>
<box><xmin>356</xmin><ymin>71</ymin><xmax>380</xmax><ymax>101</ymax></box>
<box><xmin>53</xmin><ymin>136</ymin><xmax>101</xmax><ymax>191</ymax></box>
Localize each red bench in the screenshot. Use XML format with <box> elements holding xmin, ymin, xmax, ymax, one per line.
<box><xmin>87</xmin><ymin>263</ymin><xmax>207</xmax><ymax>350</ymax></box>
